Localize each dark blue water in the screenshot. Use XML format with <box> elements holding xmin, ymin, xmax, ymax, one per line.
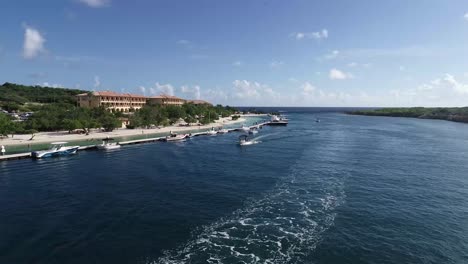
<box><xmin>1</xmin><ymin>109</ymin><xmax>468</xmax><ymax>264</ymax></box>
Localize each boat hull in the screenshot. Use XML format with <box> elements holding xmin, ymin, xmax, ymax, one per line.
<box><xmin>96</xmin><ymin>144</ymin><xmax>121</xmax><ymax>150</ymax></box>
<box><xmin>32</xmin><ymin>147</ymin><xmax>79</xmax><ymax>159</ymax></box>
<box><xmin>268</xmin><ymin>121</ymin><xmax>288</xmax><ymax>126</ymax></box>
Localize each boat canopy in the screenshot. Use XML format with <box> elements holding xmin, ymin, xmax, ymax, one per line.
<box><xmin>239</xmin><ymin>135</ymin><xmax>249</xmax><ymax>140</ymax></box>
<box><xmin>50</xmin><ymin>142</ymin><xmax>68</xmax><ymax>145</ymax></box>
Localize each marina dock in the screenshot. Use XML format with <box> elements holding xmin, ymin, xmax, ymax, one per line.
<box><xmin>0</xmin><ymin>121</ymin><xmax>273</xmax><ymax>162</ymax></box>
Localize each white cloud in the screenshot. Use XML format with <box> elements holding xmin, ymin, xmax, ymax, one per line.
<box><xmin>152</xmin><ymin>82</ymin><xmax>175</xmax><ymax>96</ymax></box>
<box><xmin>94</xmin><ymin>76</ymin><xmax>100</xmax><ymax>88</ymax></box>
<box><xmin>78</xmin><ymin>0</ymin><xmax>110</xmax><ymax>8</ymax></box>
<box><xmin>38</xmin><ymin>82</ymin><xmax>62</xmax><ymax>88</ymax></box>
<box><xmin>464</xmin><ymin>12</ymin><xmax>468</xmax><ymax>21</ymax></box>
<box><xmin>269</xmin><ymin>60</ymin><xmax>284</xmax><ymax>68</ymax></box>
<box><xmin>326</xmin><ymin>50</ymin><xmax>339</xmax><ymax>60</ymax></box>
<box><xmin>139</xmin><ymin>86</ymin><xmax>146</xmax><ymax>95</ymax></box>
<box><xmin>232</xmin><ymin>80</ymin><xmax>280</xmax><ymax>102</ymax></box>
<box><xmin>301</xmin><ymin>82</ymin><xmax>316</xmax><ymax>96</ymax></box>
<box><xmin>294</xmin><ymin>29</ymin><xmax>328</xmax><ymax>40</ymax></box>
<box><xmin>22</xmin><ymin>26</ymin><xmax>46</xmax><ymax>59</ymax></box>
<box><xmin>329</xmin><ymin>68</ymin><xmax>353</xmax><ymax>80</ymax></box>
<box><xmin>232</xmin><ymin>61</ymin><xmax>242</xmax><ymax>67</ymax></box>
<box><xmin>181</xmin><ymin>85</ymin><xmax>201</xmax><ymax>99</ymax></box>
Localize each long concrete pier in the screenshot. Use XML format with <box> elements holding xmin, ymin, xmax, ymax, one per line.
<box><xmin>0</xmin><ymin>121</ymin><xmax>272</xmax><ymax>162</ymax></box>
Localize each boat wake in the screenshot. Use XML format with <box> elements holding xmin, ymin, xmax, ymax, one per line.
<box><xmin>152</xmin><ymin>148</ymin><xmax>348</xmax><ymax>264</ymax></box>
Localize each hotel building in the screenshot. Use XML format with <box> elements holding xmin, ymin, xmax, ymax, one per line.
<box><xmin>76</xmin><ymin>91</ymin><xmax>206</xmax><ymax>112</ymax></box>
<box><xmin>76</xmin><ymin>91</ymin><xmax>147</xmax><ymax>112</ymax></box>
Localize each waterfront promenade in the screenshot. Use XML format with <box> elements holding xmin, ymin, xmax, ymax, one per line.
<box><xmin>0</xmin><ymin>115</ymin><xmax>270</xmax><ymax>161</ymax></box>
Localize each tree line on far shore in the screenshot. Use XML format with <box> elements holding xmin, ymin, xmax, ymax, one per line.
<box><xmin>349</xmin><ymin>107</ymin><xmax>468</xmax><ymax>123</ymax></box>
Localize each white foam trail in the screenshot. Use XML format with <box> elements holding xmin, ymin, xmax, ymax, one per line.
<box><xmin>151</xmin><ymin>149</ymin><xmax>348</xmax><ymax>264</ymax></box>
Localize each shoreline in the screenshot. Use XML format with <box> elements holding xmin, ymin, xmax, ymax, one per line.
<box><xmin>0</xmin><ymin>115</ymin><xmax>267</xmax><ymax>153</ymax></box>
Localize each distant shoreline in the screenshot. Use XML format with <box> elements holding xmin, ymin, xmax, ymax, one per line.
<box><xmin>347</xmin><ymin>107</ymin><xmax>468</xmax><ymax>124</ymax></box>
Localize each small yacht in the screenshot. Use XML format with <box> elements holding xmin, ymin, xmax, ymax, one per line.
<box><xmin>269</xmin><ymin>115</ymin><xmax>288</xmax><ymax>126</ymax></box>
<box><xmin>165</xmin><ymin>133</ymin><xmax>188</xmax><ymax>142</ymax></box>
<box><xmin>218</xmin><ymin>128</ymin><xmax>229</xmax><ymax>134</ymax></box>
<box><xmin>96</xmin><ymin>138</ymin><xmax>121</xmax><ymax>150</ymax></box>
<box><xmin>32</xmin><ymin>142</ymin><xmax>79</xmax><ymax>159</ymax></box>
<box><xmin>239</xmin><ymin>135</ymin><xmax>259</xmax><ymax>146</ymax></box>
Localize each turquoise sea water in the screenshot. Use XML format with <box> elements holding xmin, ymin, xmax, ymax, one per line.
<box><xmin>1</xmin><ymin>108</ymin><xmax>468</xmax><ymax>263</ymax></box>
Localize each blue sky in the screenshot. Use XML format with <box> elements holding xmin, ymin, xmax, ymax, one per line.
<box><xmin>1</xmin><ymin>0</ymin><xmax>468</xmax><ymax>106</ymax></box>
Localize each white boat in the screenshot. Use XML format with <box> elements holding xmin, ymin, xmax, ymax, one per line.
<box><xmin>218</xmin><ymin>128</ymin><xmax>229</xmax><ymax>134</ymax></box>
<box><xmin>96</xmin><ymin>138</ymin><xmax>121</xmax><ymax>150</ymax></box>
<box><xmin>238</xmin><ymin>135</ymin><xmax>259</xmax><ymax>146</ymax></box>
<box><xmin>269</xmin><ymin>115</ymin><xmax>288</xmax><ymax>126</ymax></box>
<box><xmin>165</xmin><ymin>133</ymin><xmax>188</xmax><ymax>142</ymax></box>
<box><xmin>207</xmin><ymin>128</ymin><xmax>217</xmax><ymax>136</ymax></box>
<box><xmin>242</xmin><ymin>124</ymin><xmax>250</xmax><ymax>132</ymax></box>
<box><xmin>32</xmin><ymin>142</ymin><xmax>79</xmax><ymax>159</ymax></box>
<box><xmin>248</xmin><ymin>128</ymin><xmax>259</xmax><ymax>135</ymax></box>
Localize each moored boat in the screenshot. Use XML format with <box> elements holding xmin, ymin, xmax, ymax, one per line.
<box><xmin>96</xmin><ymin>138</ymin><xmax>121</xmax><ymax>150</ymax></box>
<box><xmin>269</xmin><ymin>115</ymin><xmax>288</xmax><ymax>126</ymax></box>
<box><xmin>32</xmin><ymin>142</ymin><xmax>79</xmax><ymax>159</ymax></box>
<box><xmin>218</xmin><ymin>128</ymin><xmax>229</xmax><ymax>134</ymax></box>
<box><xmin>249</xmin><ymin>128</ymin><xmax>259</xmax><ymax>135</ymax></box>
<box><xmin>207</xmin><ymin>128</ymin><xmax>217</xmax><ymax>136</ymax></box>
<box><xmin>165</xmin><ymin>133</ymin><xmax>188</xmax><ymax>142</ymax></box>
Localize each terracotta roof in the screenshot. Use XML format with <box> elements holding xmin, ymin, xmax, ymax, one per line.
<box><xmin>150</xmin><ymin>94</ymin><xmax>185</xmax><ymax>100</ymax></box>
<box><xmin>92</xmin><ymin>91</ymin><xmax>146</xmax><ymax>98</ymax></box>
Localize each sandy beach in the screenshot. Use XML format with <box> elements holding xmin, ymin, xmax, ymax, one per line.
<box><xmin>0</xmin><ymin>116</ymin><xmax>255</xmax><ymax>147</ymax></box>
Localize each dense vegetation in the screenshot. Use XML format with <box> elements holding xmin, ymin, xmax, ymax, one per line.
<box><xmin>349</xmin><ymin>107</ymin><xmax>468</xmax><ymax>123</ymax></box>
<box><xmin>0</xmin><ymin>82</ymin><xmax>86</xmax><ymax>112</ymax></box>
<box><xmin>128</xmin><ymin>103</ymin><xmax>237</xmax><ymax>128</ymax></box>
<box><xmin>0</xmin><ymin>82</ymin><xmax>237</xmax><ymax>137</ymax></box>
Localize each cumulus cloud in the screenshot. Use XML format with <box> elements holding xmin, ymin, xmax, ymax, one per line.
<box><xmin>38</xmin><ymin>82</ymin><xmax>62</xmax><ymax>88</ymax></box>
<box><xmin>22</xmin><ymin>25</ymin><xmax>46</xmax><ymax>59</ymax></box>
<box><xmin>78</xmin><ymin>0</ymin><xmax>110</xmax><ymax>8</ymax></box>
<box><xmin>181</xmin><ymin>85</ymin><xmax>201</xmax><ymax>99</ymax></box>
<box><xmin>329</xmin><ymin>69</ymin><xmax>353</xmax><ymax>80</ymax></box>
<box><xmin>293</xmin><ymin>29</ymin><xmax>328</xmax><ymax>40</ymax></box>
<box><xmin>151</xmin><ymin>82</ymin><xmax>175</xmax><ymax>96</ymax></box>
<box><xmin>301</xmin><ymin>82</ymin><xmax>316</xmax><ymax>96</ymax></box>
<box><xmin>94</xmin><ymin>76</ymin><xmax>101</xmax><ymax>88</ymax></box>
<box><xmin>232</xmin><ymin>80</ymin><xmax>280</xmax><ymax>102</ymax></box>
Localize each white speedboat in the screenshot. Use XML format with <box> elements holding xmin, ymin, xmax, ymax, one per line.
<box><xmin>96</xmin><ymin>138</ymin><xmax>121</xmax><ymax>150</ymax></box>
<box><xmin>269</xmin><ymin>115</ymin><xmax>288</xmax><ymax>126</ymax></box>
<box><xmin>218</xmin><ymin>128</ymin><xmax>229</xmax><ymax>134</ymax></box>
<box><xmin>239</xmin><ymin>135</ymin><xmax>259</xmax><ymax>146</ymax></box>
<box><xmin>207</xmin><ymin>128</ymin><xmax>217</xmax><ymax>136</ymax></box>
<box><xmin>165</xmin><ymin>133</ymin><xmax>188</xmax><ymax>142</ymax></box>
<box><xmin>32</xmin><ymin>142</ymin><xmax>79</xmax><ymax>159</ymax></box>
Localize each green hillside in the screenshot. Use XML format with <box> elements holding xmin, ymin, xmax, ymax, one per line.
<box><xmin>0</xmin><ymin>82</ymin><xmax>86</xmax><ymax>109</ymax></box>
